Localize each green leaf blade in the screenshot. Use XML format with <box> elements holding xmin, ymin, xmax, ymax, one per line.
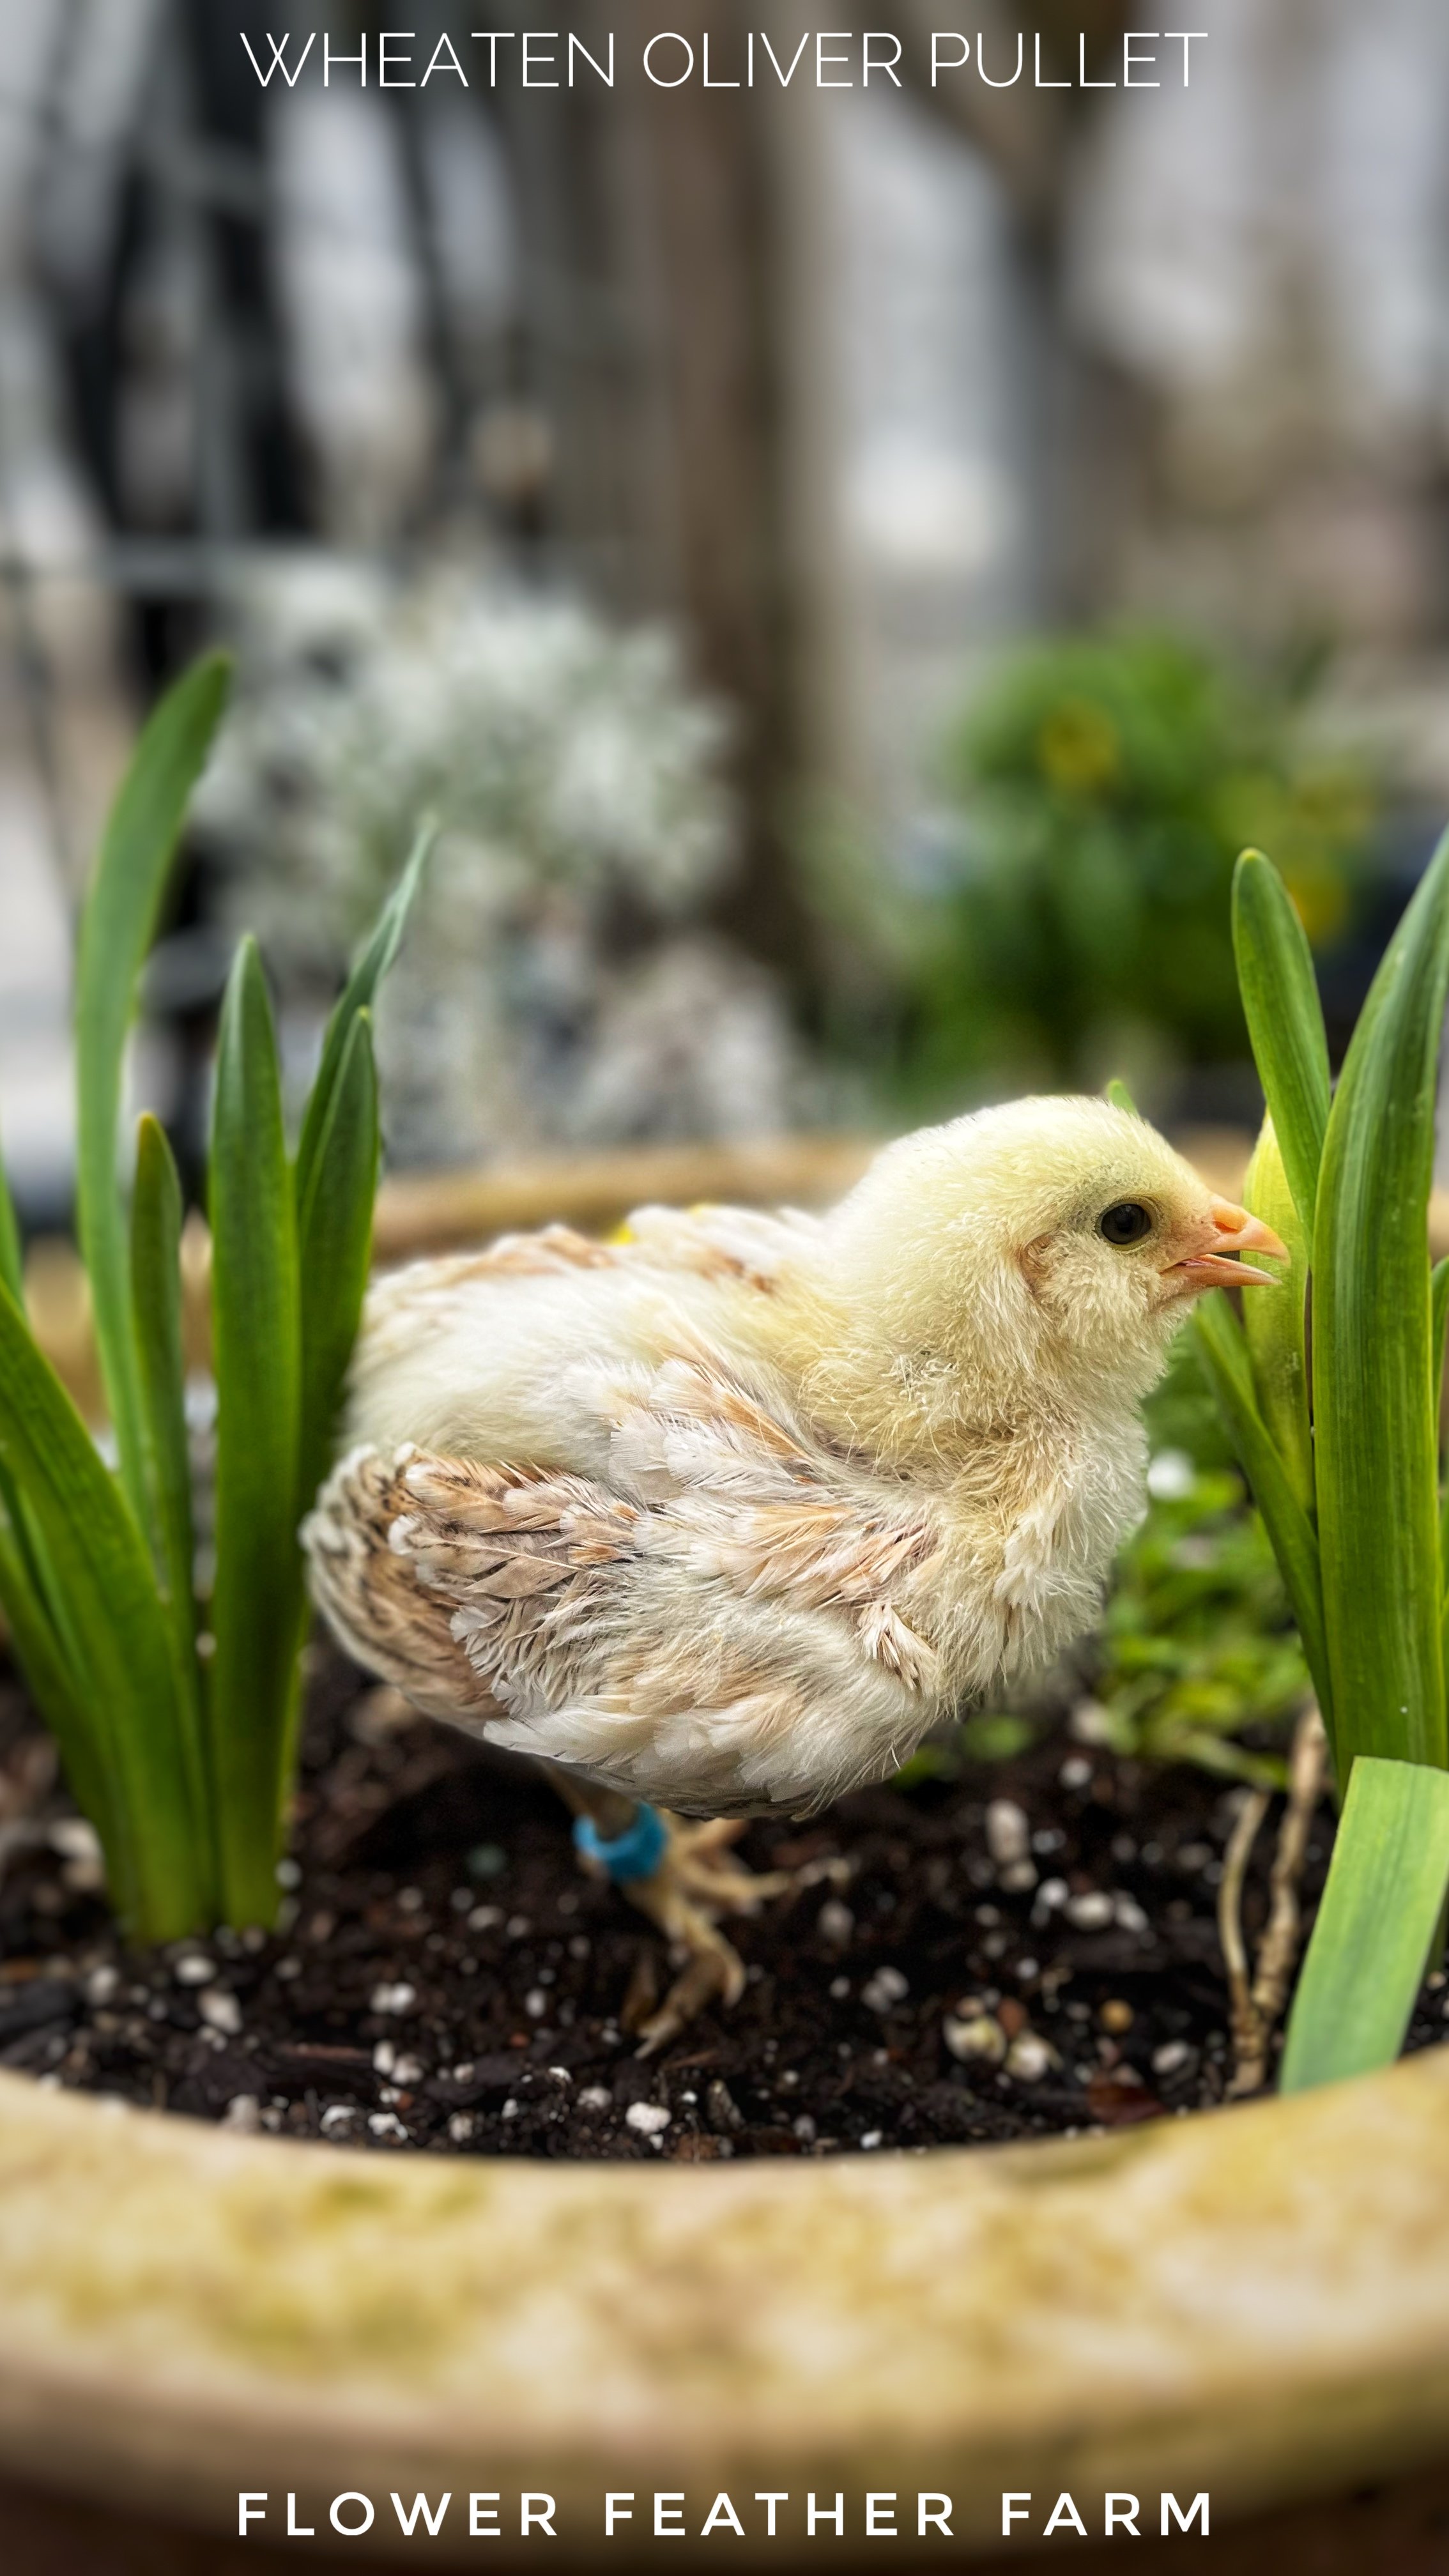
<box><xmin>294</xmin><ymin>817</ymin><xmax>433</xmax><ymax>1215</ymax></box>
<box><xmin>1241</xmin><ymin>1116</ymin><xmax>1314</xmax><ymax>1518</ymax></box>
<box><xmin>296</xmin><ymin>1012</ymin><xmax>379</xmax><ymax>1521</ymax></box>
<box><xmin>0</xmin><ymin>1490</ymin><xmax>117</xmax><ymax>1877</ymax></box>
<box><xmin>1434</xmin><ymin>1257</ymin><xmax>1449</xmax><ymax>1605</ymax></box>
<box><xmin>75</xmin><ymin>654</ymin><xmax>230</xmax><ymax>1522</ymax></box>
<box><xmin>131</xmin><ymin>1113</ymin><xmax>210</xmax><ymax>1892</ymax></box>
<box><xmin>0</xmin><ymin>1283</ymin><xmax>203</xmax><ymax>1937</ymax></box>
<box><xmin>208</xmin><ymin>940</ymin><xmax>302</xmax><ymax>1928</ymax></box>
<box><xmin>0</xmin><ymin>1142</ymin><xmax>21</xmax><ymax>1308</ymax></box>
<box><xmin>1314</xmin><ymin>824</ymin><xmax>1449</xmax><ymax>1774</ymax></box>
<box><xmin>1191</xmin><ymin>1292</ymin><xmax>1333</xmax><ymax>1748</ymax></box>
<box><xmin>1231</xmin><ymin>850</ymin><xmax>1331</xmax><ymax>1237</ymax></box>
<box><xmin>1280</xmin><ymin>1756</ymin><xmax>1449</xmax><ymax>2092</ymax></box>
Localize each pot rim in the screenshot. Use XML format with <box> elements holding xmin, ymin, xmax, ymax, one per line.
<box><xmin>1</xmin><ymin>2051</ymin><xmax>1447</xmax><ymax>2559</ymax></box>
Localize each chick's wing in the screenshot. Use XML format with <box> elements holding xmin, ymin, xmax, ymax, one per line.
<box><xmin>303</xmin><ymin>1359</ymin><xmax>946</xmax><ymax>1815</ymax></box>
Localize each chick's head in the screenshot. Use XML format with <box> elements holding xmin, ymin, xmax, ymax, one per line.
<box><xmin>815</xmin><ymin>1096</ymin><xmax>1284</xmax><ymax>1453</ymax></box>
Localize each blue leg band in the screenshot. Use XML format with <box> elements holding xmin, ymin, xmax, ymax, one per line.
<box><xmin>573</xmin><ymin>1802</ymin><xmax>669</xmax><ymax>1884</ymax></box>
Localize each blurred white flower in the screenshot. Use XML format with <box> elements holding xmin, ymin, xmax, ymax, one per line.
<box><xmin>197</xmin><ymin>562</ymin><xmax>800</xmax><ymax>1164</ymax></box>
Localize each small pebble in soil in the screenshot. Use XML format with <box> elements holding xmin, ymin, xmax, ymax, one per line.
<box><xmin>50</xmin><ymin>1820</ymin><xmax>104</xmax><ymax>1892</ymax></box>
<box><xmin>986</xmin><ymin>1799</ymin><xmax>1030</xmax><ymax>1866</ymax></box>
<box><xmin>986</xmin><ymin>1798</ymin><xmax>1037</xmax><ymax>1892</ymax></box>
<box><xmin>860</xmin><ymin>1966</ymin><xmax>909</xmax><ymax>2013</ymax></box>
<box><xmin>706</xmin><ymin>2080</ymin><xmax>744</xmax><ymax>2134</ymax></box>
<box><xmin>944</xmin><ymin>2012</ymin><xmax>1006</xmax><ymax>2066</ymax></box>
<box><xmin>369</xmin><ymin>1980</ymin><xmax>417</xmax><ymax>2014</ymax></box>
<box><xmin>1152</xmin><ymin>2040</ymin><xmax>1194</xmax><ymax>2076</ymax></box>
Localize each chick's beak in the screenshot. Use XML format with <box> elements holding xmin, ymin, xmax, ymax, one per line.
<box><xmin>1163</xmin><ymin>1196</ymin><xmax>1289</xmax><ymax>1294</ymax></box>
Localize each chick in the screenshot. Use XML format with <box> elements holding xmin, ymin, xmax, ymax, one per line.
<box><xmin>304</xmin><ymin>1096</ymin><xmax>1284</xmax><ymax>2050</ymax></box>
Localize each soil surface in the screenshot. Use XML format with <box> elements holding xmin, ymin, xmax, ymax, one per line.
<box><xmin>1</xmin><ymin>1646</ymin><xmax>1445</xmax><ymax>2161</ymax></box>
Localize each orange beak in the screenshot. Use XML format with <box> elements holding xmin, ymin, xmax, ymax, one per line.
<box><xmin>1163</xmin><ymin>1196</ymin><xmax>1289</xmax><ymax>1294</ymax></box>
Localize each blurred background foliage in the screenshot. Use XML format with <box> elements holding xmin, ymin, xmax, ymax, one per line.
<box><xmin>898</xmin><ymin>632</ymin><xmax>1374</xmax><ymax>1114</ymax></box>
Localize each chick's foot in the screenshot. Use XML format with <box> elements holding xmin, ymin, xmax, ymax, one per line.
<box><xmin>581</xmin><ymin>1812</ymin><xmax>795</xmax><ymax>2058</ymax></box>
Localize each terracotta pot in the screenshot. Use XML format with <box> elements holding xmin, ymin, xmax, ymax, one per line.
<box><xmin>4</xmin><ymin>1139</ymin><xmax>1449</xmax><ymax>2563</ymax></box>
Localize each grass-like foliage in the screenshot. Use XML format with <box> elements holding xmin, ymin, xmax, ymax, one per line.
<box><xmin>1197</xmin><ymin>837</ymin><xmax>1449</xmax><ymax>2089</ymax></box>
<box><xmin>0</xmin><ymin>656</ymin><xmax>427</xmax><ymax>1941</ymax></box>
<box><xmin>1090</xmin><ymin>1457</ymin><xmax>1308</xmax><ymax>1790</ymax></box>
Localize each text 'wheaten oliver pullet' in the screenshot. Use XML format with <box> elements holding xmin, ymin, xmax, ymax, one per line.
<box><xmin>303</xmin><ymin>1096</ymin><xmax>1285</xmax><ymax>2053</ymax></box>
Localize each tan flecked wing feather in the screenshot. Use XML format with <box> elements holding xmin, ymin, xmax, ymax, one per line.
<box><xmin>301</xmin><ymin>1448</ymin><xmax>501</xmax><ymax>1722</ymax></box>
<box><xmin>303</xmin><ymin>1446</ymin><xmax>640</xmax><ymax>1725</ymax></box>
<box><xmin>304</xmin><ymin>1354</ymin><xmax>947</xmax><ymax>1814</ymax></box>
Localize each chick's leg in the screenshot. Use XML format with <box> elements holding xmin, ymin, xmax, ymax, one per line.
<box><xmin>539</xmin><ymin>1764</ymin><xmax>794</xmax><ymax>2058</ymax></box>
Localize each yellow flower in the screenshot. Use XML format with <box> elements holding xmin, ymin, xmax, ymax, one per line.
<box><xmin>1038</xmin><ymin>697</ymin><xmax>1121</xmax><ymax>794</ymax></box>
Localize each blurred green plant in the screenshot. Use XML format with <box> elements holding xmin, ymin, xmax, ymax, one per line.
<box><xmin>1196</xmin><ymin>839</ymin><xmax>1449</xmax><ymax>2090</ymax></box>
<box><xmin>1087</xmin><ymin>1457</ymin><xmax>1307</xmax><ymax>1789</ymax></box>
<box><xmin>900</xmin><ymin>632</ymin><xmax>1372</xmax><ymax>1102</ymax></box>
<box><xmin>0</xmin><ymin>659</ymin><xmax>426</xmax><ymax>1942</ymax></box>
<box><xmin>891</xmin><ymin>1708</ymin><xmax>1038</xmax><ymax>1785</ymax></box>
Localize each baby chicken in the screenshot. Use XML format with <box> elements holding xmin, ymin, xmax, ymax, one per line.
<box><xmin>304</xmin><ymin>1096</ymin><xmax>1284</xmax><ymax>2050</ymax></box>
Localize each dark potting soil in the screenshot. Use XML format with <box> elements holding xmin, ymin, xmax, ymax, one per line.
<box><xmin>0</xmin><ymin>1644</ymin><xmax>1443</xmax><ymax>2161</ymax></box>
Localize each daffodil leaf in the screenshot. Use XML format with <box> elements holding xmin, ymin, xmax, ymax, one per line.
<box><xmin>208</xmin><ymin>939</ymin><xmax>301</xmax><ymax>1928</ymax></box>
<box><xmin>1280</xmin><ymin>1756</ymin><xmax>1449</xmax><ymax>2091</ymax></box>
<box><xmin>1232</xmin><ymin>849</ymin><xmax>1330</xmax><ymax>1236</ymax></box>
<box><xmin>1314</xmin><ymin>822</ymin><xmax>1449</xmax><ymax>1774</ymax></box>
<box><xmin>75</xmin><ymin>656</ymin><xmax>229</xmax><ymax>1533</ymax></box>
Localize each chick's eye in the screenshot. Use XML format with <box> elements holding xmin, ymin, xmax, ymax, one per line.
<box><xmin>1098</xmin><ymin>1200</ymin><xmax>1154</xmax><ymax>1248</ymax></box>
